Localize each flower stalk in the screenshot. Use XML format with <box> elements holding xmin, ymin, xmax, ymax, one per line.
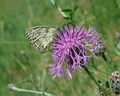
<box><xmin>82</xmin><ymin>66</ymin><xmax>108</xmax><ymax>96</ymax></box>
<box><xmin>50</xmin><ymin>0</ymin><xmax>67</xmax><ymax>17</ymax></box>
<box><xmin>8</xmin><ymin>84</ymin><xmax>55</xmax><ymax>96</ymax></box>
<box><xmin>20</xmin><ymin>51</ymin><xmax>39</xmax><ymax>91</ymax></box>
<box><xmin>102</xmin><ymin>54</ymin><xmax>113</xmax><ymax>71</ymax></box>
<box><xmin>24</xmin><ymin>55</ymin><xmax>39</xmax><ymax>91</ymax></box>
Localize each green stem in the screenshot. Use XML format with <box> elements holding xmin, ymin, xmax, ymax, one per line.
<box><xmin>82</xmin><ymin>66</ymin><xmax>108</xmax><ymax>96</ymax></box>
<box><xmin>24</xmin><ymin>55</ymin><xmax>39</xmax><ymax>91</ymax></box>
<box><xmin>8</xmin><ymin>84</ymin><xmax>55</xmax><ymax>96</ymax></box>
<box><xmin>102</xmin><ymin>54</ymin><xmax>113</xmax><ymax>71</ymax></box>
<box><xmin>102</xmin><ymin>54</ymin><xmax>107</xmax><ymax>61</ymax></box>
<box><xmin>50</xmin><ymin>0</ymin><xmax>67</xmax><ymax>17</ymax></box>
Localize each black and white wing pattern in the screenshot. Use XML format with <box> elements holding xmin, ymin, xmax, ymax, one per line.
<box><xmin>26</xmin><ymin>26</ymin><xmax>56</xmax><ymax>50</ymax></box>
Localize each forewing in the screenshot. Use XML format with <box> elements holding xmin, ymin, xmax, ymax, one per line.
<box><xmin>26</xmin><ymin>26</ymin><xmax>56</xmax><ymax>50</ymax></box>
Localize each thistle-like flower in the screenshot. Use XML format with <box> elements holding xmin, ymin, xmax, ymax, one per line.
<box><xmin>49</xmin><ymin>24</ymin><xmax>99</xmax><ymax>79</ymax></box>
<box><xmin>109</xmin><ymin>71</ymin><xmax>120</xmax><ymax>94</ymax></box>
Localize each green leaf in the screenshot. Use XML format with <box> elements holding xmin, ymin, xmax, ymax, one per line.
<box><xmin>74</xmin><ymin>5</ymin><xmax>78</xmax><ymax>11</ymax></box>
<box><xmin>68</xmin><ymin>21</ymin><xmax>72</xmax><ymax>25</ymax></box>
<box><xmin>63</xmin><ymin>17</ymin><xmax>71</xmax><ymax>20</ymax></box>
<box><xmin>105</xmin><ymin>81</ymin><xmax>110</xmax><ymax>88</ymax></box>
<box><xmin>69</xmin><ymin>12</ymin><xmax>74</xmax><ymax>18</ymax></box>
<box><xmin>62</xmin><ymin>9</ymin><xmax>72</xmax><ymax>12</ymax></box>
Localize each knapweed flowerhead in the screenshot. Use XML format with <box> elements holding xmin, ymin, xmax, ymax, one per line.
<box><xmin>49</xmin><ymin>24</ymin><xmax>100</xmax><ymax>79</ymax></box>
<box><xmin>109</xmin><ymin>71</ymin><xmax>120</xmax><ymax>94</ymax></box>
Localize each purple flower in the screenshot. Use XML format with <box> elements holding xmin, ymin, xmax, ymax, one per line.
<box><xmin>49</xmin><ymin>24</ymin><xmax>99</xmax><ymax>79</ymax></box>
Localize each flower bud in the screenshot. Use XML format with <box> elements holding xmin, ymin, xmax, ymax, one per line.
<box><xmin>20</xmin><ymin>50</ymin><xmax>25</xmax><ymax>56</ymax></box>
<box><xmin>94</xmin><ymin>41</ymin><xmax>106</xmax><ymax>56</ymax></box>
<box><xmin>109</xmin><ymin>71</ymin><xmax>120</xmax><ymax>94</ymax></box>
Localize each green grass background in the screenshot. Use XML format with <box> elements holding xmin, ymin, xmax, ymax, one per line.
<box><xmin>0</xmin><ymin>0</ymin><xmax>120</xmax><ymax>96</ymax></box>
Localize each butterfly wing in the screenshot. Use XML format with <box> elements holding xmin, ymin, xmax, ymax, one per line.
<box><xmin>26</xmin><ymin>26</ymin><xmax>56</xmax><ymax>50</ymax></box>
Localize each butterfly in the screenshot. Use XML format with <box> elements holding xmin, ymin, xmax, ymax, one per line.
<box><xmin>26</xmin><ymin>26</ymin><xmax>57</xmax><ymax>50</ymax></box>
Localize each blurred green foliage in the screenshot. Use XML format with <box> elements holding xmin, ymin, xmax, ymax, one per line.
<box><xmin>0</xmin><ymin>0</ymin><xmax>120</xmax><ymax>96</ymax></box>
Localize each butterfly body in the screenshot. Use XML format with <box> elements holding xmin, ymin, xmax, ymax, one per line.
<box><xmin>26</xmin><ymin>26</ymin><xmax>56</xmax><ymax>50</ymax></box>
